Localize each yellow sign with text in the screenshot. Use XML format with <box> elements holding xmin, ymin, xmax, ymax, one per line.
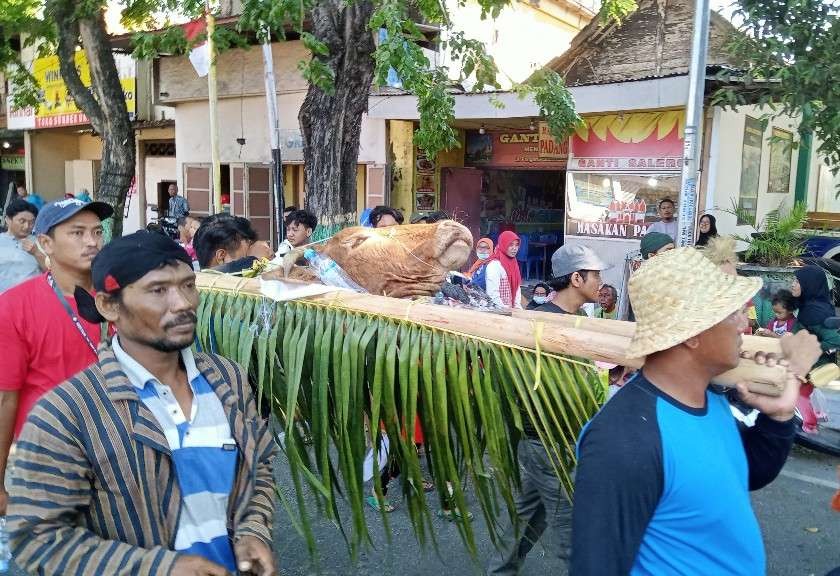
<box><xmin>33</xmin><ymin>51</ymin><xmax>135</xmax><ymax>128</ymax></box>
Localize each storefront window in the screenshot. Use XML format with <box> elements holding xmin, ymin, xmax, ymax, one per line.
<box><xmin>566</xmin><ymin>172</ymin><xmax>681</xmax><ymax>240</ymax></box>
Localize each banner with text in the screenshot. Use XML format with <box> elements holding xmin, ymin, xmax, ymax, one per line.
<box><xmin>569</xmin><ymin>110</ymin><xmax>684</xmax><ymax>172</ymax></box>
<box><xmin>465</xmin><ymin>122</ymin><xmax>568</xmax><ymax>168</ymax></box>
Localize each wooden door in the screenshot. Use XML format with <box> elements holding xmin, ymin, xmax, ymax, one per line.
<box><xmin>441</xmin><ymin>167</ymin><xmax>483</xmax><ymax>246</ymax></box>
<box><xmin>184</xmin><ymin>165</ymin><xmax>211</xmax><ymax>217</ymax></box>
<box><xmin>246</xmin><ymin>165</ymin><xmax>273</xmax><ymax>246</ymax></box>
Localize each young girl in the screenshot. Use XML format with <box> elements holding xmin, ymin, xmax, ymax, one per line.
<box><xmin>757</xmin><ymin>289</ymin><xmax>797</xmax><ymax>338</ymax></box>
<box><xmin>485</xmin><ymin>231</ymin><xmax>523</xmax><ymax>309</ymax></box>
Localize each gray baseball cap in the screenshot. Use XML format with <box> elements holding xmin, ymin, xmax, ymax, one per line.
<box><xmin>551</xmin><ymin>244</ymin><xmax>611</xmax><ymax>279</ymax></box>
<box><xmin>33</xmin><ymin>198</ymin><xmax>114</xmax><ymax>235</ymax></box>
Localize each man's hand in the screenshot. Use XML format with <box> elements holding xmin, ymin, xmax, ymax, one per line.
<box><xmin>20</xmin><ymin>239</ymin><xmax>35</xmax><ymax>254</ymax></box>
<box><xmin>0</xmin><ymin>487</ymin><xmax>7</xmax><ymax>516</ymax></box>
<box><xmin>248</xmin><ymin>241</ymin><xmax>275</xmax><ymax>261</ymax></box>
<box><xmin>737</xmin><ymin>330</ymin><xmax>822</xmax><ymax>422</ymax></box>
<box><xmin>235</xmin><ymin>535</ymin><xmax>276</xmax><ymax>576</ymax></box>
<box><xmin>170</xmin><ymin>555</ymin><xmax>231</xmax><ymax>576</ymax></box>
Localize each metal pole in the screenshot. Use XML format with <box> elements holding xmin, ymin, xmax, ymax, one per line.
<box><xmin>261</xmin><ymin>37</ymin><xmax>286</xmax><ymax>245</ymax></box>
<box><xmin>676</xmin><ymin>0</ymin><xmax>711</xmax><ymax>247</ymax></box>
<box><xmin>206</xmin><ymin>5</ymin><xmax>222</xmax><ymax>214</ymax></box>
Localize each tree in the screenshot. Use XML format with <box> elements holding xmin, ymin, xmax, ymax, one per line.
<box><xmin>1</xmin><ymin>0</ymin><xmax>135</xmax><ymax>238</ymax></box>
<box><xmin>2</xmin><ymin>0</ymin><xmax>632</xmax><ymax>236</ymax></box>
<box><xmin>713</xmin><ymin>0</ymin><xmax>840</xmax><ymax>181</ymax></box>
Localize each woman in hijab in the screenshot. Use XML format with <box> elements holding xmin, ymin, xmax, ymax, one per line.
<box><xmin>526</xmin><ymin>282</ymin><xmax>551</xmax><ymax>310</ymax></box>
<box><xmin>695</xmin><ymin>214</ymin><xmax>718</xmax><ymax>246</ymax></box>
<box><xmin>485</xmin><ymin>231</ymin><xmax>523</xmax><ymax>309</ymax></box>
<box><xmin>791</xmin><ymin>265</ymin><xmax>840</xmax><ymax>433</ymax></box>
<box><xmin>791</xmin><ymin>266</ymin><xmax>840</xmax><ymax>361</ymax></box>
<box><xmin>467</xmin><ymin>237</ymin><xmax>494</xmax><ymax>277</ymax></box>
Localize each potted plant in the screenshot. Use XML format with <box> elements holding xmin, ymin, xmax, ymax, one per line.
<box><xmin>728</xmin><ymin>201</ymin><xmax>810</xmax><ymax>326</ymax></box>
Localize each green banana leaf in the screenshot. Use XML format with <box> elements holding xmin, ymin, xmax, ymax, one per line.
<box><xmin>196</xmin><ymin>289</ymin><xmax>607</xmax><ymax>560</ymax></box>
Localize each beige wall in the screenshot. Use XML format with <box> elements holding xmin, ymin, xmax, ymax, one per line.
<box><xmin>158</xmin><ymin>41</ymin><xmax>309</xmax><ymax>103</ymax></box>
<box><xmin>707</xmin><ymin>105</ymin><xmax>800</xmax><ymax>242</ymax></box>
<box><xmin>174</xmin><ymin>95</ymin><xmax>386</xmax><ymax>191</ymax></box>
<box><xmin>29</xmin><ymin>131</ymin><xmax>79</xmax><ymax>200</ymax></box>
<box><xmin>389</xmin><ymin>120</ymin><xmax>415</xmax><ymax>218</ymax></box>
<box><xmin>444</xmin><ymin>0</ymin><xmax>590</xmax><ymax>88</ymax></box>
<box><xmin>78</xmin><ymin>134</ymin><xmax>102</xmax><ymax>160</ymax></box>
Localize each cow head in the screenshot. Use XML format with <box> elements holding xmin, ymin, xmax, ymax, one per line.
<box><xmin>302</xmin><ymin>221</ymin><xmax>473</xmax><ymax>297</ymax></box>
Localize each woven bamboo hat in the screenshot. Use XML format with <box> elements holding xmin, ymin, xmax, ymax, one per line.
<box><xmin>626</xmin><ymin>247</ymin><xmax>762</xmax><ymax>358</ymax></box>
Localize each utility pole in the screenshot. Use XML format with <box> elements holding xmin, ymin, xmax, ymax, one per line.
<box><xmin>206</xmin><ymin>2</ymin><xmax>222</xmax><ymax>214</ymax></box>
<box><xmin>676</xmin><ymin>0</ymin><xmax>711</xmax><ymax>247</ymax></box>
<box><xmin>261</xmin><ymin>35</ymin><xmax>286</xmax><ymax>245</ymax></box>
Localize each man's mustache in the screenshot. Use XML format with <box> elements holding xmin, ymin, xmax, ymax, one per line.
<box><xmin>163</xmin><ymin>313</ymin><xmax>197</xmax><ymax>330</ymax></box>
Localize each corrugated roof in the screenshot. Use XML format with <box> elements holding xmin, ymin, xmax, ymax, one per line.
<box><xmin>545</xmin><ymin>0</ymin><xmax>741</xmax><ymax>86</ymax></box>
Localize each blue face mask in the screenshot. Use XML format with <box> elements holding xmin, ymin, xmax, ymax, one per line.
<box><xmin>533</xmin><ymin>296</ymin><xmax>549</xmax><ymax>305</ymax></box>
<box><xmin>476</xmin><ymin>250</ymin><xmax>491</xmax><ymax>260</ymax></box>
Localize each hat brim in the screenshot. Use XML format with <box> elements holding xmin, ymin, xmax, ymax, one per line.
<box><xmin>625</xmin><ymin>274</ymin><xmax>761</xmax><ymax>359</ymax></box>
<box><xmin>79</xmin><ymin>201</ymin><xmax>115</xmax><ymax>221</ymax></box>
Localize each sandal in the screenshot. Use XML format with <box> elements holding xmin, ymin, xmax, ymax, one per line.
<box><xmin>366</xmin><ymin>495</ymin><xmax>396</xmax><ymax>513</ymax></box>
<box><xmin>436</xmin><ymin>508</ymin><xmax>474</xmax><ymax>522</ymax></box>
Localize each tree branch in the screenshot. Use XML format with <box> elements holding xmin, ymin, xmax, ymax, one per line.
<box><xmin>54</xmin><ymin>7</ymin><xmax>104</xmax><ymax>131</ymax></box>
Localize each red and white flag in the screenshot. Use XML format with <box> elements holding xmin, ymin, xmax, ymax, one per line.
<box><xmin>184</xmin><ymin>18</ymin><xmax>210</xmax><ymax>77</ymax></box>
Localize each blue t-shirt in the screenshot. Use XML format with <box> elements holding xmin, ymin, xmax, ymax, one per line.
<box><xmin>0</xmin><ymin>232</ymin><xmax>40</xmax><ymax>293</ymax></box>
<box><xmin>572</xmin><ymin>373</ymin><xmax>795</xmax><ymax>575</ymax></box>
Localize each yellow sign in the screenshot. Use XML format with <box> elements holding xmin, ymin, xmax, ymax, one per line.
<box><xmin>33</xmin><ymin>51</ymin><xmax>135</xmax><ymax>128</ymax></box>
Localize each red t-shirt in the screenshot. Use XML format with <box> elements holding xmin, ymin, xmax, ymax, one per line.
<box><xmin>0</xmin><ymin>273</ymin><xmax>102</xmax><ymax>437</ymax></box>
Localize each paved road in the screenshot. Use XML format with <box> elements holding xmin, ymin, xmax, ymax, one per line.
<box><xmin>5</xmin><ymin>446</ymin><xmax>838</xmax><ymax>575</ymax></box>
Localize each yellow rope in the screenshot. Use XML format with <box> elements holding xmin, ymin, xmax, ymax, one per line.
<box><xmin>532</xmin><ymin>321</ymin><xmax>545</xmax><ymax>390</ymax></box>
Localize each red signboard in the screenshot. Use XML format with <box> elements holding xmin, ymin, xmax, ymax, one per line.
<box><xmin>465</xmin><ymin>122</ymin><xmax>568</xmax><ymax>168</ymax></box>
<box><xmin>570</xmin><ymin>110</ymin><xmax>684</xmax><ymax>172</ymax></box>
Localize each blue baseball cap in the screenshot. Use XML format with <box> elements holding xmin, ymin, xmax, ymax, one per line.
<box><xmin>33</xmin><ymin>198</ymin><xmax>114</xmax><ymax>235</ymax></box>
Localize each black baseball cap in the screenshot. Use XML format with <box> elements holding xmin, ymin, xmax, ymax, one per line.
<box><xmin>33</xmin><ymin>198</ymin><xmax>114</xmax><ymax>235</ymax></box>
<box><xmin>75</xmin><ymin>230</ymin><xmax>193</xmax><ymax>323</ymax></box>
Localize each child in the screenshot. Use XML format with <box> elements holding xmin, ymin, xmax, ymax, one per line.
<box><xmin>757</xmin><ymin>289</ymin><xmax>797</xmax><ymax>338</ymax></box>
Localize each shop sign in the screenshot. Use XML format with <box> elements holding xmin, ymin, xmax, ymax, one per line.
<box><xmin>565</xmin><ymin>173</ymin><xmax>681</xmax><ymax>240</ymax></box>
<box><xmin>279</xmin><ymin>129</ymin><xmax>304</xmax><ymax>162</ymax></box>
<box><xmin>0</xmin><ymin>155</ymin><xmax>24</xmax><ymax>171</ymax></box>
<box><xmin>570</xmin><ymin>110</ymin><xmax>684</xmax><ymax>172</ymax></box>
<box><xmin>465</xmin><ymin>122</ymin><xmax>568</xmax><ymax>168</ymax></box>
<box><xmin>6</xmin><ymin>82</ymin><xmax>36</xmax><ymax>130</ymax></box>
<box><xmin>31</xmin><ymin>51</ymin><xmax>136</xmax><ymax>129</ymax></box>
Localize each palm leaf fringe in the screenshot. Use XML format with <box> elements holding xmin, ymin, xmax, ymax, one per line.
<box><xmin>196</xmin><ymin>285</ymin><xmax>607</xmax><ymax>560</ymax></box>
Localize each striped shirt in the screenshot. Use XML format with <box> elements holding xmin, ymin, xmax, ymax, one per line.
<box><xmin>7</xmin><ymin>345</ymin><xmax>274</xmax><ymax>576</ymax></box>
<box><xmin>112</xmin><ymin>337</ymin><xmax>238</xmax><ymax>571</ymax></box>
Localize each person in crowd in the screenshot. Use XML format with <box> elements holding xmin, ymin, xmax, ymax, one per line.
<box><xmin>0</xmin><ymin>198</ymin><xmax>113</xmax><ymax>516</ymax></box>
<box><xmin>485</xmin><ymin>231</ymin><xmax>523</xmax><ymax>309</ymax></box>
<box><xmin>572</xmin><ymin>247</ymin><xmax>821</xmax><ymax>575</ymax></box>
<box><xmin>647</xmin><ymin>198</ymin><xmax>677</xmax><ymax>240</ymax></box>
<box><xmin>167</xmin><ymin>183</ymin><xmax>190</xmax><ymax>220</ymax></box>
<box><xmin>696</xmin><ymin>213</ymin><xmax>718</xmax><ymax>246</ymax></box>
<box><xmin>410</xmin><ymin>210</ymin><xmax>450</xmax><ymax>224</ymax></box>
<box><xmin>595</xmin><ymin>284</ymin><xmax>618</xmax><ymax>319</ymax></box>
<box><xmin>7</xmin><ymin>231</ymin><xmax>276</xmax><ymax>576</ymax></box>
<box><xmin>466</xmin><ymin>237</ymin><xmax>493</xmax><ymax>278</ymax></box>
<box><xmin>756</xmin><ymin>289</ymin><xmax>797</xmax><ymax>338</ymax></box>
<box><xmin>369</xmin><ymin>205</ymin><xmax>404</xmax><ymax>228</ymax></box>
<box><xmin>16</xmin><ymin>184</ymin><xmax>44</xmax><ymax>211</ymax></box>
<box><xmin>193</xmin><ymin>214</ymin><xmax>273</xmax><ymax>272</ymax></box>
<box><xmin>488</xmin><ymin>244</ymin><xmax>610</xmax><ymax>575</ymax></box>
<box><xmin>526</xmin><ymin>282</ymin><xmax>551</xmax><ymax>310</ymax></box>
<box><xmin>75</xmin><ymin>188</ymin><xmax>93</xmax><ymax>203</ymax></box>
<box><xmin>0</xmin><ymin>199</ymin><xmax>43</xmax><ymax>293</ymax></box>
<box><xmin>177</xmin><ymin>214</ymin><xmax>202</xmax><ymax>261</ymax></box>
<box><xmin>640</xmin><ymin>231</ymin><xmax>675</xmax><ymax>260</ymax></box>
<box><xmin>276</xmin><ymin>209</ymin><xmax>318</xmax><ymax>258</ymax></box>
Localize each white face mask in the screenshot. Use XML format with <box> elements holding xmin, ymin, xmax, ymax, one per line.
<box><xmin>476</xmin><ymin>250</ymin><xmax>491</xmax><ymax>260</ymax></box>
<box><xmin>533</xmin><ymin>296</ymin><xmax>549</xmax><ymax>305</ymax></box>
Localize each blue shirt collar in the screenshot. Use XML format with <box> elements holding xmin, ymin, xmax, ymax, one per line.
<box><xmin>112</xmin><ymin>335</ymin><xmax>201</xmax><ymax>390</ymax></box>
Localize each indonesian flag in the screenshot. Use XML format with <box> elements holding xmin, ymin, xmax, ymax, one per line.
<box><xmin>184</xmin><ymin>18</ymin><xmax>210</xmax><ymax>77</ymax></box>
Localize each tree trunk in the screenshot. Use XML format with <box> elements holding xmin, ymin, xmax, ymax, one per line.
<box><xmin>54</xmin><ymin>4</ymin><xmax>134</xmax><ymax>238</ymax></box>
<box><xmin>299</xmin><ymin>1</ymin><xmax>376</xmax><ymax>239</ymax></box>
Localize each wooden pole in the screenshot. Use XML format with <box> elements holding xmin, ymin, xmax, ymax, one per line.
<box><xmin>196</xmin><ymin>273</ymin><xmax>788</xmax><ymax>395</ymax></box>
<box><xmin>206</xmin><ymin>5</ymin><xmax>222</xmax><ymax>214</ymax></box>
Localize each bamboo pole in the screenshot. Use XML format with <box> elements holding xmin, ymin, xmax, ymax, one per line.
<box><xmin>206</xmin><ymin>4</ymin><xmax>222</xmax><ymax>214</ymax></box>
<box><xmin>196</xmin><ymin>273</ymin><xmax>788</xmax><ymax>395</ymax></box>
